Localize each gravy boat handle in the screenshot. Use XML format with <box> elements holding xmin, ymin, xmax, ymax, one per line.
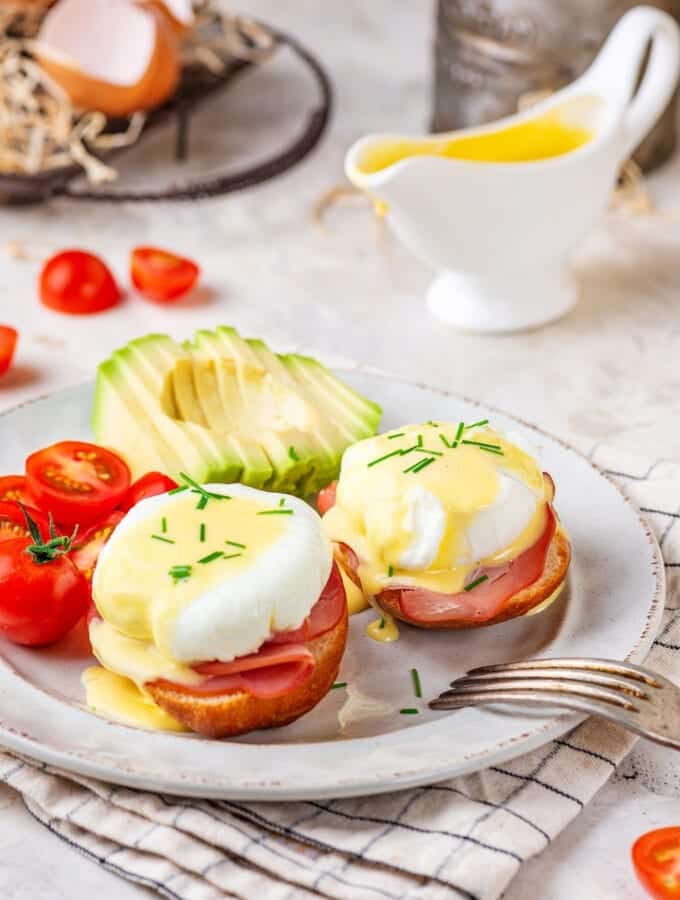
<box><xmin>581</xmin><ymin>5</ymin><xmax>680</xmax><ymax>163</ymax></box>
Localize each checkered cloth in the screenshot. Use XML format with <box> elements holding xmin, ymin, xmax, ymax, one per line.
<box><xmin>2</xmin><ymin>441</ymin><xmax>679</xmax><ymax>900</ymax></box>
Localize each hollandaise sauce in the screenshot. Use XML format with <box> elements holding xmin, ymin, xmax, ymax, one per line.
<box><xmin>358</xmin><ymin>109</ymin><xmax>593</xmax><ymax>174</ymax></box>
<box><xmin>322</xmin><ymin>421</ymin><xmax>550</xmax><ymax>640</ymax></box>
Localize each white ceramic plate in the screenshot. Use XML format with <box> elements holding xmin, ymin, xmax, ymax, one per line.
<box><xmin>0</xmin><ymin>374</ymin><xmax>664</xmax><ymax>800</ymax></box>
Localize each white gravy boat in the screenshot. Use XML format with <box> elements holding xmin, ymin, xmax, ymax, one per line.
<box><xmin>345</xmin><ymin>6</ymin><xmax>680</xmax><ymax>333</ymax></box>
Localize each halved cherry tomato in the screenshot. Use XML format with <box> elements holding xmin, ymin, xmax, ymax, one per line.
<box><xmin>633</xmin><ymin>827</ymin><xmax>680</xmax><ymax>899</ymax></box>
<box><xmin>71</xmin><ymin>510</ymin><xmax>124</xmax><ymax>582</ymax></box>
<box><xmin>0</xmin><ymin>536</ymin><xmax>89</xmax><ymax>646</ymax></box>
<box><xmin>40</xmin><ymin>250</ymin><xmax>121</xmax><ymax>315</ymax></box>
<box><xmin>26</xmin><ymin>441</ymin><xmax>131</xmax><ymax>527</ymax></box>
<box><xmin>0</xmin><ymin>502</ymin><xmax>49</xmax><ymax>543</ymax></box>
<box><xmin>317</xmin><ymin>481</ymin><xmax>337</xmax><ymax>516</ymax></box>
<box><xmin>0</xmin><ymin>326</ymin><xmax>18</xmax><ymax>377</ymax></box>
<box><xmin>130</xmin><ymin>246</ymin><xmax>200</xmax><ymax>303</ymax></box>
<box><xmin>119</xmin><ymin>471</ymin><xmax>178</xmax><ymax>512</ymax></box>
<box><xmin>0</xmin><ymin>475</ymin><xmax>34</xmax><ymax>506</ymax></box>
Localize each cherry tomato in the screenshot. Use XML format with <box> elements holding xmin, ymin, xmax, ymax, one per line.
<box><xmin>633</xmin><ymin>827</ymin><xmax>680</xmax><ymax>899</ymax></box>
<box><xmin>40</xmin><ymin>250</ymin><xmax>121</xmax><ymax>315</ymax></box>
<box><xmin>71</xmin><ymin>510</ymin><xmax>124</xmax><ymax>582</ymax></box>
<box><xmin>0</xmin><ymin>326</ymin><xmax>18</xmax><ymax>377</ymax></box>
<box><xmin>26</xmin><ymin>441</ymin><xmax>131</xmax><ymax>527</ymax></box>
<box><xmin>130</xmin><ymin>246</ymin><xmax>200</xmax><ymax>303</ymax></box>
<box><xmin>0</xmin><ymin>537</ymin><xmax>89</xmax><ymax>646</ymax></box>
<box><xmin>0</xmin><ymin>475</ymin><xmax>34</xmax><ymax>505</ymax></box>
<box><xmin>0</xmin><ymin>501</ymin><xmax>49</xmax><ymax>543</ymax></box>
<box><xmin>317</xmin><ymin>481</ymin><xmax>337</xmax><ymax>515</ymax></box>
<box><xmin>119</xmin><ymin>471</ymin><xmax>178</xmax><ymax>512</ymax></box>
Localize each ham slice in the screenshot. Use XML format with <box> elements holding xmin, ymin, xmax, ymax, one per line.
<box><xmin>268</xmin><ymin>562</ymin><xmax>345</xmax><ymax>645</ymax></box>
<box><xmin>390</xmin><ymin>505</ymin><xmax>556</xmax><ymax>624</ymax></box>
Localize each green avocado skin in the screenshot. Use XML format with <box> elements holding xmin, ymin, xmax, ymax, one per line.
<box><xmin>92</xmin><ymin>327</ymin><xmax>381</xmax><ymax>498</ymax></box>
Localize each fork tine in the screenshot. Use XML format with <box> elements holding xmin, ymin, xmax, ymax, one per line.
<box><xmin>436</xmin><ymin>679</ymin><xmax>639</xmax><ymax>711</ymax></box>
<box><xmin>451</xmin><ymin>669</ymin><xmax>650</xmax><ymax>700</ymax></box>
<box><xmin>466</xmin><ymin>658</ymin><xmax>662</xmax><ymax>687</ymax></box>
<box><xmin>429</xmin><ymin>689</ymin><xmax>635</xmax><ymax>720</ymax></box>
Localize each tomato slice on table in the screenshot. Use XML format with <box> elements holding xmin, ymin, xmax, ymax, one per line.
<box><xmin>0</xmin><ymin>326</ymin><xmax>18</xmax><ymax>376</ymax></box>
<box><xmin>131</xmin><ymin>246</ymin><xmax>200</xmax><ymax>303</ymax></box>
<box><xmin>0</xmin><ymin>475</ymin><xmax>34</xmax><ymax>505</ymax></box>
<box><xmin>633</xmin><ymin>827</ymin><xmax>680</xmax><ymax>899</ymax></box>
<box><xmin>0</xmin><ymin>501</ymin><xmax>49</xmax><ymax>543</ymax></box>
<box><xmin>119</xmin><ymin>471</ymin><xmax>178</xmax><ymax>512</ymax></box>
<box><xmin>71</xmin><ymin>510</ymin><xmax>124</xmax><ymax>583</ymax></box>
<box><xmin>26</xmin><ymin>441</ymin><xmax>131</xmax><ymax>527</ymax></box>
<box><xmin>40</xmin><ymin>250</ymin><xmax>121</xmax><ymax>315</ymax></box>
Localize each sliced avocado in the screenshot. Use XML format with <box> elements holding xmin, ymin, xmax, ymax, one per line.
<box><xmin>93</xmin><ymin>327</ymin><xmax>381</xmax><ymax>495</ymax></box>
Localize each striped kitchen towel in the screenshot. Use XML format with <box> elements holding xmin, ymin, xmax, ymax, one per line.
<box><xmin>1</xmin><ymin>441</ymin><xmax>680</xmax><ymax>900</ymax></box>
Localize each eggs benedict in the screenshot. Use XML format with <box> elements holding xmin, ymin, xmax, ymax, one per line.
<box><xmin>320</xmin><ymin>420</ymin><xmax>570</xmax><ymax>635</ymax></box>
<box><xmin>84</xmin><ymin>477</ymin><xmax>347</xmax><ymax>737</ymax></box>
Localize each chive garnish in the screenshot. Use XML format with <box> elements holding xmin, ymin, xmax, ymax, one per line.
<box><xmin>427</xmin><ymin>421</ymin><xmax>439</xmax><ymax>427</ymax></box>
<box><xmin>387</xmin><ymin>432</ymin><xmax>405</xmax><ymax>440</ymax></box>
<box><xmin>368</xmin><ymin>449</ymin><xmax>404</xmax><ymax>468</ymax></box>
<box><xmin>169</xmin><ymin>565</ymin><xmax>192</xmax><ymax>581</ymax></box>
<box><xmin>461</xmin><ymin>439</ymin><xmax>502</xmax><ymax>450</ymax></box>
<box><xmin>387</xmin><ymin>565</ymin><xmax>394</xmax><ymax>577</ymax></box>
<box><xmin>410</xmin><ymin>457</ymin><xmax>435</xmax><ymax>474</ymax></box>
<box><xmin>464</xmin><ymin>574</ymin><xmax>489</xmax><ymax>592</ymax></box>
<box><xmin>198</xmin><ymin>551</ymin><xmax>223</xmax><ymax>564</ymax></box>
<box><xmin>403</xmin><ymin>460</ymin><xmax>422</xmax><ymax>474</ymax></box>
<box><xmin>200</xmin><ymin>523</ymin><xmax>206</xmax><ymax>543</ymax></box>
<box><xmin>416</xmin><ymin>433</ymin><xmax>423</xmax><ymax>447</ymax></box>
<box><xmin>414</xmin><ymin>447</ymin><xmax>443</xmax><ymax>456</ymax></box>
<box><xmin>454</xmin><ymin>421</ymin><xmax>465</xmax><ymax>444</ymax></box>
<box><xmin>478</xmin><ymin>446</ymin><xmax>504</xmax><ymax>455</ymax></box>
<box><xmin>178</xmin><ymin>472</ymin><xmax>231</xmax><ymax>504</ymax></box>
<box><xmin>411</xmin><ymin>668</ymin><xmax>422</xmax><ymax>698</ymax></box>
<box><xmin>288</xmin><ymin>446</ymin><xmax>300</xmax><ymax>462</ymax></box>
<box><xmin>223</xmin><ymin>552</ymin><xmax>243</xmax><ymax>560</ymax></box>
<box><xmin>196</xmin><ymin>494</ymin><xmax>208</xmax><ymax>511</ymax></box>
<box><xmin>151</xmin><ymin>534</ymin><xmax>175</xmax><ymax>544</ymax></box>
<box><xmin>161</xmin><ymin>517</ymin><xmax>167</xmax><ymax>534</ymax></box>
<box><xmin>465</xmin><ymin>419</ymin><xmax>489</xmax><ymax>430</ymax></box>
<box><xmin>439</xmin><ymin>434</ymin><xmax>451</xmax><ymax>449</ymax></box>
<box><xmin>257</xmin><ymin>509</ymin><xmax>294</xmax><ymax>515</ymax></box>
<box><xmin>379</xmin><ymin>617</ymin><xmax>386</xmax><ymax>629</ymax></box>
<box><xmin>168</xmin><ymin>485</ymin><xmax>188</xmax><ymax>495</ymax></box>
<box><xmin>225</xmin><ymin>540</ymin><xmax>246</xmax><ymax>549</ymax></box>
<box><xmin>400</xmin><ymin>708</ymin><xmax>419</xmax><ymax>715</ymax></box>
<box><xmin>279</xmin><ymin>497</ymin><xmax>286</xmax><ymax>507</ymax></box>
<box><xmin>331</xmin><ymin>682</ymin><xmax>347</xmax><ymax>690</ymax></box>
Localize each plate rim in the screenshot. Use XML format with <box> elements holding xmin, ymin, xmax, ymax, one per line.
<box><xmin>0</xmin><ymin>372</ymin><xmax>666</xmax><ymax>800</ymax></box>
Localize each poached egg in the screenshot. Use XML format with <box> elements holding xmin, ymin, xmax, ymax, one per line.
<box><xmin>84</xmin><ymin>483</ymin><xmax>332</xmax><ymax>730</ymax></box>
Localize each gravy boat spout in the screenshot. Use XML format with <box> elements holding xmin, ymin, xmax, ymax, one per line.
<box><xmin>345</xmin><ymin>6</ymin><xmax>680</xmax><ymax>333</ymax></box>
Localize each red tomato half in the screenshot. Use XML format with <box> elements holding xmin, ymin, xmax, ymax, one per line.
<box><xmin>40</xmin><ymin>250</ymin><xmax>121</xmax><ymax>315</ymax></box>
<box><xmin>0</xmin><ymin>326</ymin><xmax>18</xmax><ymax>376</ymax></box>
<box><xmin>119</xmin><ymin>471</ymin><xmax>178</xmax><ymax>512</ymax></box>
<box><xmin>633</xmin><ymin>827</ymin><xmax>680</xmax><ymax>899</ymax></box>
<box><xmin>0</xmin><ymin>475</ymin><xmax>34</xmax><ymax>506</ymax></box>
<box><xmin>317</xmin><ymin>481</ymin><xmax>337</xmax><ymax>516</ymax></box>
<box><xmin>26</xmin><ymin>441</ymin><xmax>131</xmax><ymax>527</ymax></box>
<box><xmin>131</xmin><ymin>246</ymin><xmax>200</xmax><ymax>303</ymax></box>
<box><xmin>0</xmin><ymin>502</ymin><xmax>49</xmax><ymax>543</ymax></box>
<box><xmin>71</xmin><ymin>510</ymin><xmax>124</xmax><ymax>582</ymax></box>
<box><xmin>0</xmin><ymin>537</ymin><xmax>89</xmax><ymax>646</ymax></box>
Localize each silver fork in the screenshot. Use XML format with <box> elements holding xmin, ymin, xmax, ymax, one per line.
<box><xmin>430</xmin><ymin>658</ymin><xmax>680</xmax><ymax>750</ymax></box>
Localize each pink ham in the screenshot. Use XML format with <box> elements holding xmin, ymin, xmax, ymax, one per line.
<box><xmin>268</xmin><ymin>562</ymin><xmax>345</xmax><ymax>645</ymax></box>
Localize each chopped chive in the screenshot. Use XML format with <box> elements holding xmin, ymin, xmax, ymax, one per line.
<box><xmin>288</xmin><ymin>445</ymin><xmax>300</xmax><ymax>462</ymax></box>
<box><xmin>198</xmin><ymin>551</ymin><xmax>224</xmax><ymax>564</ymax></box>
<box><xmin>161</xmin><ymin>517</ymin><xmax>167</xmax><ymax>534</ymax></box>
<box><xmin>168</xmin><ymin>485</ymin><xmax>188</xmax><ymax>495</ymax></box>
<box><xmin>403</xmin><ymin>460</ymin><xmax>422</xmax><ymax>474</ymax></box>
<box><xmin>379</xmin><ymin>617</ymin><xmax>386</xmax><ymax>629</ymax></box>
<box><xmin>416</xmin><ymin>433</ymin><xmax>423</xmax><ymax>447</ymax></box>
<box><xmin>169</xmin><ymin>565</ymin><xmax>192</xmax><ymax>581</ymax></box>
<box><xmin>151</xmin><ymin>534</ymin><xmax>175</xmax><ymax>544</ymax></box>
<box><xmin>411</xmin><ymin>668</ymin><xmax>422</xmax><ymax>698</ymax></box>
<box><xmin>399</xmin><ymin>444</ymin><xmax>419</xmax><ymax>456</ymax></box>
<box><xmin>199</xmin><ymin>523</ymin><xmax>206</xmax><ymax>543</ymax></box>
<box><xmin>400</xmin><ymin>708</ymin><xmax>419</xmax><ymax>715</ymax></box>
<box><xmin>387</xmin><ymin>432</ymin><xmax>405</xmax><ymax>440</ymax></box>
<box><xmin>454</xmin><ymin>421</ymin><xmax>465</xmax><ymax>444</ymax></box>
<box><xmin>279</xmin><ymin>497</ymin><xmax>286</xmax><ymax>507</ymax></box>
<box><xmin>368</xmin><ymin>449</ymin><xmax>404</xmax><ymax>467</ymax></box>
<box><xmin>223</xmin><ymin>552</ymin><xmax>243</xmax><ymax>560</ymax></box>
<box><xmin>196</xmin><ymin>494</ymin><xmax>209</xmax><ymax>510</ymax></box>
<box><xmin>461</xmin><ymin>439</ymin><xmax>502</xmax><ymax>450</ymax></box>
<box><xmin>465</xmin><ymin>419</ymin><xmax>489</xmax><ymax>430</ymax></box>
<box><xmin>439</xmin><ymin>434</ymin><xmax>451</xmax><ymax>449</ymax></box>
<box><xmin>414</xmin><ymin>447</ymin><xmax>443</xmax><ymax>456</ymax></box>
<box><xmin>178</xmin><ymin>471</ymin><xmax>204</xmax><ymax>492</ymax></box>
<box><xmin>464</xmin><ymin>574</ymin><xmax>489</xmax><ymax>592</ymax></box>
<box><xmin>409</xmin><ymin>457</ymin><xmax>435</xmax><ymax>474</ymax></box>
<box><xmin>479</xmin><ymin>446</ymin><xmax>504</xmax><ymax>455</ymax></box>
<box><xmin>427</xmin><ymin>420</ymin><xmax>439</xmax><ymax>427</ymax></box>
<box><xmin>257</xmin><ymin>509</ymin><xmax>294</xmax><ymax>515</ymax></box>
<box><xmin>387</xmin><ymin>564</ymin><xmax>394</xmax><ymax>577</ymax></box>
<box><xmin>226</xmin><ymin>540</ymin><xmax>246</xmax><ymax>549</ymax></box>
<box><xmin>331</xmin><ymin>682</ymin><xmax>347</xmax><ymax>690</ymax></box>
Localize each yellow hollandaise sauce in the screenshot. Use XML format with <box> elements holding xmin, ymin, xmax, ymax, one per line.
<box><xmin>84</xmin><ymin>488</ymin><xmax>290</xmax><ymax>729</ymax></box>
<box><xmin>323</xmin><ymin>422</ymin><xmax>550</xmax><ymax>642</ymax></box>
<box><xmin>358</xmin><ymin>112</ymin><xmax>592</xmax><ymax>174</ymax></box>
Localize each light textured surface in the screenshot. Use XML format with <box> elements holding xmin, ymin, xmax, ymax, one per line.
<box><xmin>0</xmin><ymin>0</ymin><xmax>680</xmax><ymax>897</ymax></box>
